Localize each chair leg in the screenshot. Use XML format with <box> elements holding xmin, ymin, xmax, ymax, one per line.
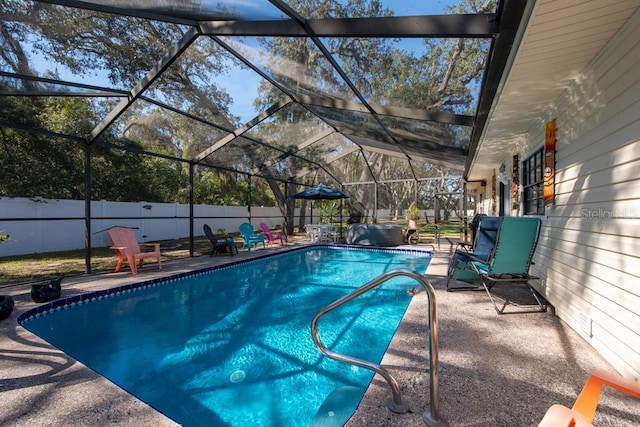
<box><xmin>446</xmin><ymin>262</ymin><xmax>482</xmax><ymax>291</ymax></box>
<box><xmin>114</xmin><ymin>256</ymin><xmax>124</xmax><ymax>273</ymax></box>
<box><xmin>127</xmin><ymin>254</ymin><xmax>138</xmax><ymax>274</ymax></box>
<box><xmin>481</xmin><ymin>277</ymin><xmax>547</xmax><ymax>315</ymax></box>
<box><xmin>445</xmin><ymin>275</ymin><xmax>453</xmax><ymax>291</ymax></box>
<box><xmin>482</xmin><ymin>280</ymin><xmax>509</xmax><ymax>314</ymax></box>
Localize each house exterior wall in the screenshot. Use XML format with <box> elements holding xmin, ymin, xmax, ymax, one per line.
<box><xmin>536</xmin><ymin>12</ymin><xmax>640</xmax><ymax>379</ymax></box>
<box><xmin>476</xmin><ymin>10</ymin><xmax>640</xmax><ymax>378</ymax></box>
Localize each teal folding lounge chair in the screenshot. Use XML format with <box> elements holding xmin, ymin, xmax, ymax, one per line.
<box><xmin>447</xmin><ymin>216</ymin><xmax>547</xmax><ymax>314</ymax></box>
<box><xmin>446</xmin><ymin>216</ymin><xmax>502</xmax><ymax>287</ymax></box>
<box><xmin>239</xmin><ymin>222</ymin><xmax>266</xmax><ymax>252</ymax></box>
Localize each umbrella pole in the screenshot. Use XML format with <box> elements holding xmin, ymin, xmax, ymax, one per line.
<box><xmin>340</xmin><ymin>199</ymin><xmax>344</xmax><ymax>239</ymax></box>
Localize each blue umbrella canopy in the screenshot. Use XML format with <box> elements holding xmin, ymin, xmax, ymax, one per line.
<box><xmin>291</xmin><ymin>184</ymin><xmax>350</xmax><ymax>200</ymax></box>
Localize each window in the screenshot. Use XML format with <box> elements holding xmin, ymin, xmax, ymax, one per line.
<box><xmin>522</xmin><ymin>147</ymin><xmax>544</xmax><ymax>215</ymax></box>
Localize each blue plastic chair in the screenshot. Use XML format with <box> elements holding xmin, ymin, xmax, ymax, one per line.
<box><xmin>239</xmin><ymin>223</ymin><xmax>266</xmax><ymax>252</ymax></box>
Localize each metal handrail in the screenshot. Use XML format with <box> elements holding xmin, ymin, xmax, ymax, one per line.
<box><xmin>310</xmin><ymin>268</ymin><xmax>447</xmax><ymax>427</ymax></box>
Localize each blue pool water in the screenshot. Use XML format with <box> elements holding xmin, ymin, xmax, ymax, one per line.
<box><xmin>20</xmin><ymin>246</ymin><xmax>431</xmax><ymax>427</ymax></box>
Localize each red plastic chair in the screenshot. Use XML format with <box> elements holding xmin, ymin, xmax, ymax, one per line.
<box><xmin>538</xmin><ymin>369</ymin><xmax>640</xmax><ymax>427</ymax></box>
<box><xmin>260</xmin><ymin>223</ymin><xmax>286</xmax><ymax>246</ymax></box>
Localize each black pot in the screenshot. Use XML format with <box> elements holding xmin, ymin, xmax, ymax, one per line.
<box><xmin>0</xmin><ymin>295</ymin><xmax>14</xmax><ymax>320</ymax></box>
<box><xmin>31</xmin><ymin>277</ymin><xmax>62</xmax><ymax>303</ymax></box>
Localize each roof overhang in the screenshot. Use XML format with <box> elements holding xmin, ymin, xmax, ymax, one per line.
<box><xmin>466</xmin><ymin>0</ymin><xmax>640</xmax><ymax>181</ymax></box>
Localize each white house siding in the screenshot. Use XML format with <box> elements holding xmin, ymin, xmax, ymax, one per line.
<box><xmin>523</xmin><ymin>11</ymin><xmax>640</xmax><ymax>379</ymax></box>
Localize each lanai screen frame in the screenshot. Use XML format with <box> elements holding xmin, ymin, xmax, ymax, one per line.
<box><xmin>0</xmin><ymin>0</ymin><xmax>529</xmax><ymax>272</ymax></box>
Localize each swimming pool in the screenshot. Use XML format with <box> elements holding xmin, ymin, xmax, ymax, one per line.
<box><xmin>19</xmin><ymin>246</ymin><xmax>432</xmax><ymax>426</ymax></box>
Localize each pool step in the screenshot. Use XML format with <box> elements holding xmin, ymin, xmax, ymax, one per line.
<box><xmin>310</xmin><ymin>386</ymin><xmax>365</xmax><ymax>427</ymax></box>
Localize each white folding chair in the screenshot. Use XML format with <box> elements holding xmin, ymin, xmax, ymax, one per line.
<box><xmin>306</xmin><ymin>224</ymin><xmax>320</xmax><ymax>242</ymax></box>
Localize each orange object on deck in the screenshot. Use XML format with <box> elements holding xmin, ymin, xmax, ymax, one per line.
<box><xmin>538</xmin><ymin>369</ymin><xmax>640</xmax><ymax>427</ymax></box>
<box><xmin>106</xmin><ymin>227</ymin><xmax>161</xmax><ymax>275</ymax></box>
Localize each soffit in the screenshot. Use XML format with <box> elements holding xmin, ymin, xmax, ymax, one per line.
<box><xmin>467</xmin><ymin>0</ymin><xmax>640</xmax><ymax>181</ymax></box>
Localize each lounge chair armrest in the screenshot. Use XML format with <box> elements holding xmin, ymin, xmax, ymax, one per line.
<box><xmin>455</xmin><ymin>242</ymin><xmax>473</xmax><ymax>252</ymax></box>
<box><xmin>462</xmin><ymin>252</ymin><xmax>488</xmax><ymax>264</ymax></box>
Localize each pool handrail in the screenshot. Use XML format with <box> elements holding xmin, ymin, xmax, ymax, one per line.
<box><xmin>310</xmin><ymin>268</ymin><xmax>447</xmax><ymax>427</ymax></box>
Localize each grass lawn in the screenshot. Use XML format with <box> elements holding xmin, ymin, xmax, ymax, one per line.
<box><xmin>0</xmin><ymin>237</ymin><xmax>215</xmax><ymax>287</ymax></box>
<box><xmin>0</xmin><ymin>222</ymin><xmax>464</xmax><ymax>288</ymax></box>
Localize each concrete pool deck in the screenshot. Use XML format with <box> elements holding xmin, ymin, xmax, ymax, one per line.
<box><xmin>1</xmin><ymin>238</ymin><xmax>638</xmax><ymax>426</ymax></box>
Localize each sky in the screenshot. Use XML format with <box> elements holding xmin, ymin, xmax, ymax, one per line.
<box><xmin>378</xmin><ymin>0</ymin><xmax>459</xmax><ymax>16</ymax></box>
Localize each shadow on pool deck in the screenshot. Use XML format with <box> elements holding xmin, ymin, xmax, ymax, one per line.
<box><xmin>1</xmin><ymin>238</ymin><xmax>638</xmax><ymax>426</ymax></box>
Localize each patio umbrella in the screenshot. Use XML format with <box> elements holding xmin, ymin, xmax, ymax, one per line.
<box><xmin>291</xmin><ymin>183</ymin><xmax>350</xmax><ymax>200</ymax></box>
<box><xmin>291</xmin><ymin>184</ymin><xmax>350</xmax><ymax>237</ymax></box>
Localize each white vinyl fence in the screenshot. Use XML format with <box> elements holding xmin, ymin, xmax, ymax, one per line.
<box><xmin>0</xmin><ymin>197</ymin><xmax>291</xmax><ymax>257</ymax></box>
<box><xmin>375</xmin><ymin>209</ymin><xmax>471</xmax><ymax>221</ymax></box>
